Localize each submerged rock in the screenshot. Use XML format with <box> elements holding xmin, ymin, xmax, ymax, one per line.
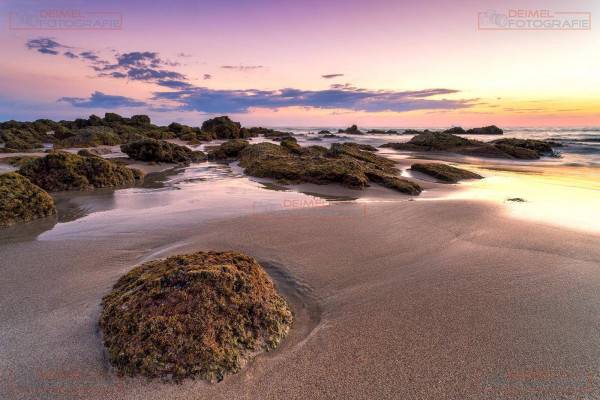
<box><xmin>238</xmin><ymin>141</ymin><xmax>422</xmax><ymax>194</ymax></box>
<box><xmin>411</xmin><ymin>163</ymin><xmax>483</xmax><ymax>183</ymax></box>
<box><xmin>18</xmin><ymin>152</ymin><xmax>139</xmax><ymax>191</ymax></box>
<box><xmin>0</xmin><ymin>172</ymin><xmax>56</xmax><ymax>227</ymax></box>
<box><xmin>99</xmin><ymin>251</ymin><xmax>293</xmax><ymax>382</ymax></box>
<box><xmin>121</xmin><ymin>139</ymin><xmax>206</xmax><ymax>163</ymax></box>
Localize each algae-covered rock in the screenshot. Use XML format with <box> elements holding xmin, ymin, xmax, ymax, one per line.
<box><xmin>207</xmin><ymin>139</ymin><xmax>249</xmax><ymax>160</ymax></box>
<box><xmin>99</xmin><ymin>251</ymin><xmax>293</xmax><ymax>382</ymax></box>
<box><xmin>18</xmin><ymin>152</ymin><xmax>139</xmax><ymax>191</ymax></box>
<box><xmin>121</xmin><ymin>139</ymin><xmax>206</xmax><ymax>163</ymax></box>
<box><xmin>0</xmin><ymin>172</ymin><xmax>56</xmax><ymax>227</ymax></box>
<box><xmin>411</xmin><ymin>163</ymin><xmax>483</xmax><ymax>183</ymax></box>
<box><xmin>201</xmin><ymin>116</ymin><xmax>243</xmax><ymax>139</ymax></box>
<box><xmin>238</xmin><ymin>141</ymin><xmax>422</xmax><ymax>194</ymax></box>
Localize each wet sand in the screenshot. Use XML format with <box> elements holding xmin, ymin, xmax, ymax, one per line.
<box><xmin>2</xmin><ymin>196</ymin><xmax>600</xmax><ymax>399</ymax></box>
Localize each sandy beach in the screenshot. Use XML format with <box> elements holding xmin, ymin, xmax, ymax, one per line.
<box><xmin>2</xmin><ymin>182</ymin><xmax>600</xmax><ymax>399</ymax></box>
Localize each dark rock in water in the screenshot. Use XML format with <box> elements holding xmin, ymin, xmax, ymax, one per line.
<box><xmin>207</xmin><ymin>139</ymin><xmax>249</xmax><ymax>160</ymax></box>
<box><xmin>382</xmin><ymin>132</ymin><xmax>475</xmax><ymax>151</ymax></box>
<box><xmin>491</xmin><ymin>138</ymin><xmax>558</xmax><ymax>155</ymax></box>
<box><xmin>238</xmin><ymin>140</ymin><xmax>422</xmax><ymax>195</ymax></box>
<box><xmin>490</xmin><ymin>143</ymin><xmax>539</xmax><ymax>160</ymax></box>
<box><xmin>466</xmin><ymin>125</ymin><xmax>503</xmax><ymax>135</ymax></box>
<box><xmin>0</xmin><ymin>172</ymin><xmax>56</xmax><ymax>227</ymax></box>
<box><xmin>411</xmin><ymin>163</ymin><xmax>483</xmax><ymax>183</ymax></box>
<box><xmin>245</xmin><ymin>127</ymin><xmax>291</xmax><ymax>139</ymax></box>
<box><xmin>442</xmin><ymin>126</ymin><xmax>466</xmax><ymax>135</ymax></box>
<box><xmin>381</xmin><ymin>132</ymin><xmax>558</xmax><ymax>160</ymax></box>
<box><xmin>201</xmin><ymin>116</ymin><xmax>243</xmax><ymax>139</ymax></box>
<box><xmin>121</xmin><ymin>139</ymin><xmax>206</xmax><ymax>164</ymax></box>
<box><xmin>507</xmin><ymin>197</ymin><xmax>526</xmax><ymax>202</ymax></box>
<box><xmin>307</xmin><ymin>137</ymin><xmax>323</xmax><ymax>141</ymax></box>
<box><xmin>323</xmin><ymin>133</ymin><xmax>340</xmax><ymax>138</ymax></box>
<box><xmin>401</xmin><ymin>129</ymin><xmax>436</xmax><ymax>135</ymax></box>
<box><xmin>99</xmin><ymin>251</ymin><xmax>293</xmax><ymax>382</ymax></box>
<box><xmin>338</xmin><ymin>124</ymin><xmax>363</xmax><ymax>135</ymax></box>
<box><xmin>318</xmin><ymin>130</ymin><xmax>332</xmax><ymax>135</ymax></box>
<box><xmin>386</xmin><ymin>130</ymin><xmax>398</xmax><ymax>134</ymax></box>
<box><xmin>18</xmin><ymin>152</ymin><xmax>140</xmax><ymax>191</ymax></box>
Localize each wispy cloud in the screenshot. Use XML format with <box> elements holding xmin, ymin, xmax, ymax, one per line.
<box><xmin>322</xmin><ymin>73</ymin><xmax>344</xmax><ymax>79</ymax></box>
<box><xmin>152</xmin><ymin>86</ymin><xmax>474</xmax><ymax>114</ymax></box>
<box><xmin>58</xmin><ymin>91</ymin><xmax>146</xmax><ymax>108</ymax></box>
<box><xmin>27</xmin><ymin>38</ymin><xmax>473</xmax><ymax>116</ymax></box>
<box><xmin>220</xmin><ymin>65</ymin><xmax>264</xmax><ymax>71</ymax></box>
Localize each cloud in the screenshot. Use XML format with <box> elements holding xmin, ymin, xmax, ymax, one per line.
<box><xmin>156</xmin><ymin>79</ymin><xmax>192</xmax><ymax>89</ymax></box>
<box><xmin>26</xmin><ymin>37</ymin><xmax>65</xmax><ymax>55</ymax></box>
<box><xmin>152</xmin><ymin>86</ymin><xmax>474</xmax><ymax>114</ymax></box>
<box><xmin>63</xmin><ymin>51</ymin><xmax>78</xmax><ymax>59</ymax></box>
<box><xmin>322</xmin><ymin>73</ymin><xmax>344</xmax><ymax>79</ymax></box>
<box><xmin>220</xmin><ymin>65</ymin><xmax>264</xmax><ymax>71</ymax></box>
<box><xmin>203</xmin><ymin>74</ymin><xmax>212</xmax><ymax>80</ymax></box>
<box><xmin>58</xmin><ymin>91</ymin><xmax>146</xmax><ymax>108</ymax></box>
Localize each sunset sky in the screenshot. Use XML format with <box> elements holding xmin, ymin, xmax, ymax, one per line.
<box><xmin>1</xmin><ymin>0</ymin><xmax>599</xmax><ymax>127</ymax></box>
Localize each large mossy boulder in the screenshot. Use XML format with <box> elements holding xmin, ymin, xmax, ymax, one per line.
<box><xmin>18</xmin><ymin>152</ymin><xmax>139</xmax><ymax>191</ymax></box>
<box><xmin>99</xmin><ymin>251</ymin><xmax>293</xmax><ymax>382</ymax></box>
<box><xmin>121</xmin><ymin>139</ymin><xmax>206</xmax><ymax>164</ymax></box>
<box><xmin>238</xmin><ymin>141</ymin><xmax>422</xmax><ymax>195</ymax></box>
<box><xmin>0</xmin><ymin>172</ymin><xmax>56</xmax><ymax>227</ymax></box>
<box><xmin>411</xmin><ymin>163</ymin><xmax>483</xmax><ymax>183</ymax></box>
<box><xmin>201</xmin><ymin>116</ymin><xmax>243</xmax><ymax>139</ymax></box>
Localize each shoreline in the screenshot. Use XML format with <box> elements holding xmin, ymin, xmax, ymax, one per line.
<box><xmin>2</xmin><ymin>198</ymin><xmax>600</xmax><ymax>399</ymax></box>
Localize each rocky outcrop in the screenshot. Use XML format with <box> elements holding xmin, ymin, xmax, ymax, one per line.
<box><xmin>99</xmin><ymin>251</ymin><xmax>293</xmax><ymax>382</ymax></box>
<box><xmin>121</xmin><ymin>139</ymin><xmax>206</xmax><ymax>164</ymax></box>
<box><xmin>238</xmin><ymin>141</ymin><xmax>422</xmax><ymax>194</ymax></box>
<box><xmin>410</xmin><ymin>163</ymin><xmax>483</xmax><ymax>183</ymax></box>
<box><xmin>338</xmin><ymin>125</ymin><xmax>363</xmax><ymax>135</ymax></box>
<box><xmin>0</xmin><ymin>172</ymin><xmax>56</xmax><ymax>227</ymax></box>
<box><xmin>201</xmin><ymin>116</ymin><xmax>243</xmax><ymax>139</ymax></box>
<box><xmin>466</xmin><ymin>125</ymin><xmax>503</xmax><ymax>135</ymax></box>
<box><xmin>382</xmin><ymin>132</ymin><xmax>558</xmax><ymax>160</ymax></box>
<box><xmin>18</xmin><ymin>152</ymin><xmax>140</xmax><ymax>191</ymax></box>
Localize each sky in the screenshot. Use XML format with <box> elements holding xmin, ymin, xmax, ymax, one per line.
<box><xmin>0</xmin><ymin>0</ymin><xmax>599</xmax><ymax>127</ymax></box>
